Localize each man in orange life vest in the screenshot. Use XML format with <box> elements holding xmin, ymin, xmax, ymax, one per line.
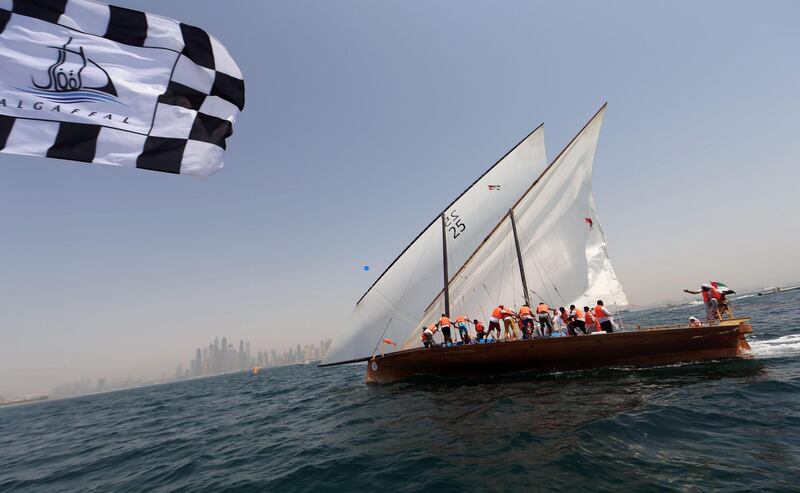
<box><xmin>583</xmin><ymin>306</ymin><xmax>598</xmax><ymax>332</ymax></box>
<box><xmin>488</xmin><ymin>306</ymin><xmax>504</xmax><ymax>340</ymax></box>
<box><xmin>500</xmin><ymin>305</ymin><xmax>519</xmax><ymax>340</ymax></box>
<box><xmin>421</xmin><ymin>323</ymin><xmax>438</xmax><ymax>348</ymax></box>
<box><xmin>473</xmin><ymin>319</ymin><xmax>486</xmax><ymax>341</ymax></box>
<box><xmin>518</xmin><ymin>303</ymin><xmax>535</xmax><ymax>339</ymax></box>
<box><xmin>594</xmin><ymin>300</ymin><xmax>614</xmax><ymax>333</ymax></box>
<box><xmin>536</xmin><ymin>302</ymin><xmax>552</xmax><ymax>336</ymax></box>
<box><xmin>683</xmin><ymin>284</ymin><xmax>722</xmax><ymax>321</ymax></box>
<box><xmin>557</xmin><ymin>307</ymin><xmax>569</xmax><ymax>334</ymax></box>
<box><xmin>439</xmin><ymin>314</ymin><xmax>453</xmax><ymax>344</ymax></box>
<box><xmin>568</xmin><ymin>305</ymin><xmax>587</xmax><ymax>335</ymax></box>
<box><xmin>454</xmin><ymin>315</ymin><xmax>471</xmax><ymax>344</ymax></box>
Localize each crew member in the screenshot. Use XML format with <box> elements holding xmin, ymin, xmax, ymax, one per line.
<box><xmin>500</xmin><ymin>305</ymin><xmax>519</xmax><ymax>340</ymax></box>
<box><xmin>568</xmin><ymin>305</ymin><xmax>587</xmax><ymax>335</ymax></box>
<box><xmin>536</xmin><ymin>302</ymin><xmax>552</xmax><ymax>336</ymax></box>
<box><xmin>683</xmin><ymin>284</ymin><xmax>723</xmax><ymax>321</ymax></box>
<box><xmin>583</xmin><ymin>306</ymin><xmax>598</xmax><ymax>332</ymax></box>
<box><xmin>455</xmin><ymin>315</ymin><xmax>471</xmax><ymax>344</ymax></box>
<box><xmin>688</xmin><ymin>316</ymin><xmax>702</xmax><ymax>327</ymax></box>
<box><xmin>518</xmin><ymin>303</ymin><xmax>535</xmax><ymax>339</ymax></box>
<box><xmin>558</xmin><ymin>307</ymin><xmax>571</xmax><ymax>335</ymax></box>
<box><xmin>474</xmin><ymin>319</ymin><xmax>486</xmax><ymax>341</ymax></box>
<box><xmin>594</xmin><ymin>300</ymin><xmax>614</xmax><ymax>333</ymax></box>
<box><xmin>488</xmin><ymin>306</ymin><xmax>503</xmax><ymax>340</ymax></box>
<box><xmin>421</xmin><ymin>324</ymin><xmax>437</xmax><ymax>348</ymax></box>
<box><xmin>439</xmin><ymin>314</ymin><xmax>453</xmax><ymax>344</ymax></box>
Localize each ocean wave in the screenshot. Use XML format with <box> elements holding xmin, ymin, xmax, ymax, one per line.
<box><xmin>750</xmin><ymin>334</ymin><xmax>800</xmax><ymax>359</ymax></box>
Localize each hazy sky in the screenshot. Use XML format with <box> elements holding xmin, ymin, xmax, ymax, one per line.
<box><xmin>1</xmin><ymin>0</ymin><xmax>798</xmax><ymax>395</ymax></box>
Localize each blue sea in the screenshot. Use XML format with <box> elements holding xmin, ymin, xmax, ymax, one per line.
<box><xmin>2</xmin><ymin>291</ymin><xmax>799</xmax><ymax>492</ymax></box>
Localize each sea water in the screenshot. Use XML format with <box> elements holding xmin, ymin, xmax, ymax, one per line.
<box><xmin>1</xmin><ymin>291</ymin><xmax>799</xmax><ymax>492</ymax></box>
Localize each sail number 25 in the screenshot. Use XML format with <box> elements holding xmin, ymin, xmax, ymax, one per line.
<box><xmin>444</xmin><ymin>210</ymin><xmax>466</xmax><ymax>239</ymax></box>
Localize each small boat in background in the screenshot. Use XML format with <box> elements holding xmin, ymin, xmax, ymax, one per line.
<box><xmin>321</xmin><ymin>104</ymin><xmax>754</xmax><ymax>384</ymax></box>
<box><xmin>757</xmin><ymin>285</ymin><xmax>800</xmax><ymax>296</ymax></box>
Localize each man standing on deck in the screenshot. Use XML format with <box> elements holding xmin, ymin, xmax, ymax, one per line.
<box><xmin>518</xmin><ymin>303</ymin><xmax>535</xmax><ymax>339</ymax></box>
<box><xmin>439</xmin><ymin>314</ymin><xmax>453</xmax><ymax>344</ymax></box>
<box><xmin>536</xmin><ymin>302</ymin><xmax>553</xmax><ymax>336</ymax></box>
<box><xmin>500</xmin><ymin>305</ymin><xmax>519</xmax><ymax>340</ymax></box>
<box><xmin>683</xmin><ymin>284</ymin><xmax>722</xmax><ymax>321</ymax></box>
<box><xmin>584</xmin><ymin>306</ymin><xmax>598</xmax><ymax>332</ymax></box>
<box><xmin>488</xmin><ymin>306</ymin><xmax>503</xmax><ymax>340</ymax></box>
<box><xmin>594</xmin><ymin>300</ymin><xmax>614</xmax><ymax>333</ymax></box>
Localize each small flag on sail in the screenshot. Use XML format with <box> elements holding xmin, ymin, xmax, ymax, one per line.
<box><xmin>710</xmin><ymin>281</ymin><xmax>735</xmax><ymax>295</ymax></box>
<box><xmin>488</xmin><ymin>185</ymin><xmax>501</xmax><ymax>191</ymax></box>
<box><xmin>584</xmin><ymin>217</ymin><xmax>594</xmax><ymax>229</ymax></box>
<box><xmin>0</xmin><ymin>0</ymin><xmax>244</xmax><ymax>177</ymax></box>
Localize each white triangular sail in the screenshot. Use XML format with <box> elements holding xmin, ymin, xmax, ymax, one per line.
<box><xmin>322</xmin><ymin>125</ymin><xmax>548</xmax><ymax>365</ymax></box>
<box><xmin>404</xmin><ymin>105</ymin><xmax>627</xmax><ymax>349</ymax></box>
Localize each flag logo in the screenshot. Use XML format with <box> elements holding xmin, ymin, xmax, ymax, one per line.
<box><xmin>488</xmin><ymin>184</ymin><xmax>501</xmax><ymax>191</ymax></box>
<box><xmin>27</xmin><ymin>37</ymin><xmax>119</xmax><ymax>104</ymax></box>
<box><xmin>584</xmin><ymin>217</ymin><xmax>594</xmax><ymax>229</ymax></box>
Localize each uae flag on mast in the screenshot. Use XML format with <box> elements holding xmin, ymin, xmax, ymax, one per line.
<box><xmin>0</xmin><ymin>0</ymin><xmax>244</xmax><ymax>177</ymax></box>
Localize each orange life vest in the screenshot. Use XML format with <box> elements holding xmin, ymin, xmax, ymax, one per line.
<box><xmin>519</xmin><ymin>306</ymin><xmax>532</xmax><ymax>317</ymax></box>
<box><xmin>475</xmin><ymin>322</ymin><xmax>485</xmax><ymax>333</ymax></box>
<box><xmin>455</xmin><ymin>315</ymin><xmax>466</xmax><ymax>324</ymax></box>
<box><xmin>536</xmin><ymin>303</ymin><xmax>549</xmax><ymax>314</ymax></box>
<box><xmin>574</xmin><ymin>308</ymin><xmax>584</xmax><ymax>319</ymax></box>
<box><xmin>594</xmin><ymin>305</ymin><xmax>605</xmax><ymax>319</ymax></box>
<box><xmin>560</xmin><ymin>311</ymin><xmax>568</xmax><ymax>323</ymax></box>
<box><xmin>428</xmin><ymin>323</ymin><xmax>438</xmax><ymax>333</ymax></box>
<box><xmin>702</xmin><ymin>290</ymin><xmax>710</xmax><ymax>302</ymax></box>
<box><xmin>491</xmin><ymin>307</ymin><xmax>502</xmax><ymax>318</ymax></box>
<box><xmin>584</xmin><ymin>312</ymin><xmax>595</xmax><ymax>325</ymax></box>
<box><xmin>439</xmin><ymin>316</ymin><xmax>451</xmax><ymax>327</ymax></box>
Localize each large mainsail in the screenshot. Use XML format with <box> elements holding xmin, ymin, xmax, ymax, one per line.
<box><xmin>405</xmin><ymin>105</ymin><xmax>627</xmax><ymax>349</ymax></box>
<box><xmin>322</xmin><ymin>125</ymin><xmax>548</xmax><ymax>365</ymax></box>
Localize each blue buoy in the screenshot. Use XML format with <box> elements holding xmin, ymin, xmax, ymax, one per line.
<box><xmin>363</xmin><ymin>265</ymin><xmax>370</xmax><ymax>271</ymax></box>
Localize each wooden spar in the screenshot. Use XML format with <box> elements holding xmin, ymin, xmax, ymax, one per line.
<box><xmin>441</xmin><ymin>212</ymin><xmax>451</xmax><ymax>317</ymax></box>
<box><xmin>510</xmin><ymin>209</ymin><xmax>531</xmax><ymax>307</ymax></box>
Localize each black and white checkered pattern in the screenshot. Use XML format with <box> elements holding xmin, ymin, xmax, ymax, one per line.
<box><xmin>0</xmin><ymin>0</ymin><xmax>244</xmax><ymax>177</ymax></box>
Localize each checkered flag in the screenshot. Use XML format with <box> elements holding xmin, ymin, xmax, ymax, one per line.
<box><xmin>0</xmin><ymin>0</ymin><xmax>244</xmax><ymax>177</ymax></box>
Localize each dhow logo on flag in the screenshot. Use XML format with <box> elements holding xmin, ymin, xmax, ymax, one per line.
<box><xmin>0</xmin><ymin>0</ymin><xmax>245</xmax><ymax>177</ymax></box>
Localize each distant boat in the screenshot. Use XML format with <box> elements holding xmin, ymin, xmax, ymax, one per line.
<box><xmin>321</xmin><ymin>104</ymin><xmax>753</xmax><ymax>384</ymax></box>
<box><xmin>757</xmin><ymin>285</ymin><xmax>800</xmax><ymax>296</ymax></box>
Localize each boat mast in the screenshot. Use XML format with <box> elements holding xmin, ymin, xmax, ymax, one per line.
<box><xmin>441</xmin><ymin>212</ymin><xmax>451</xmax><ymax>317</ymax></box>
<box><xmin>509</xmin><ymin>209</ymin><xmax>531</xmax><ymax>307</ymax></box>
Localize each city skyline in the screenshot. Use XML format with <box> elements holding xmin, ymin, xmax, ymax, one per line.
<box><xmin>14</xmin><ymin>337</ymin><xmax>334</xmax><ymax>402</ymax></box>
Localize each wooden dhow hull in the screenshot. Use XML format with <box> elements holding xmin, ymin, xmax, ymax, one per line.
<box><xmin>365</xmin><ymin>318</ymin><xmax>753</xmax><ymax>384</ymax></box>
